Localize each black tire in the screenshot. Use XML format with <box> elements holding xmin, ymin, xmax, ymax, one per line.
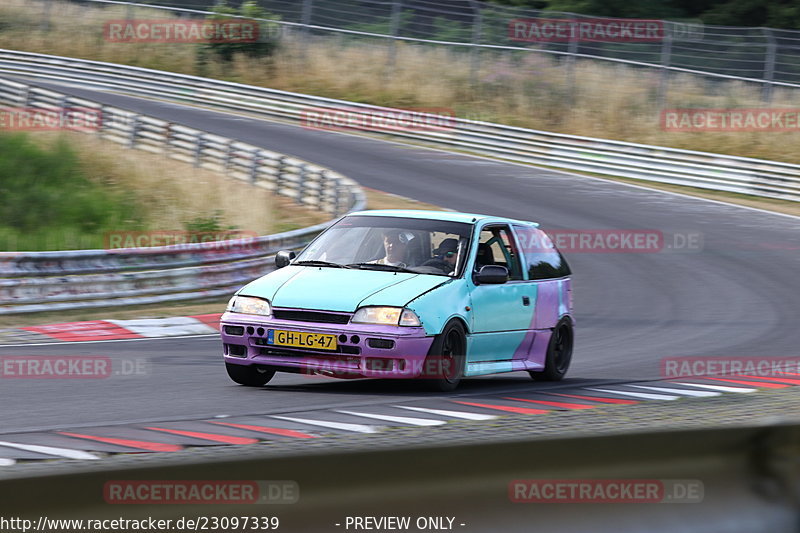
<box><xmin>530</xmin><ymin>318</ymin><xmax>573</xmax><ymax>381</ymax></box>
<box><xmin>226</xmin><ymin>362</ymin><xmax>275</xmax><ymax>386</ymax></box>
<box><xmin>421</xmin><ymin>320</ymin><xmax>467</xmax><ymax>392</ymax></box>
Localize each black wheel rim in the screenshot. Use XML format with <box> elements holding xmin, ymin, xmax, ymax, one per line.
<box><xmin>441</xmin><ymin>329</ymin><xmax>464</xmax><ymax>382</ymax></box>
<box><xmin>552</xmin><ymin>324</ymin><xmax>573</xmax><ymax>374</ymax></box>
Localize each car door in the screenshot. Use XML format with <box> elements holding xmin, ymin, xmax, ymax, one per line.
<box><xmin>467</xmin><ymin>224</ymin><xmax>536</xmax><ymax>362</ymax></box>
<box><xmin>512</xmin><ymin>224</ymin><xmax>573</xmax><ymax>362</ymax></box>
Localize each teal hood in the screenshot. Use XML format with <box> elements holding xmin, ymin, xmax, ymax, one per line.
<box><xmin>238</xmin><ymin>266</ymin><xmax>448</xmax><ymax>312</ymax></box>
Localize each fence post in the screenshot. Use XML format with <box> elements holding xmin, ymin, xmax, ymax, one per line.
<box><xmin>387</xmin><ymin>0</ymin><xmax>403</xmax><ymax>75</ymax></box>
<box><xmin>469</xmin><ymin>1</ymin><xmax>483</xmax><ymax>87</ymax></box>
<box><xmin>762</xmin><ymin>28</ymin><xmax>777</xmax><ymax>104</ymax></box>
<box><xmin>300</xmin><ymin>0</ymin><xmax>313</xmax><ymax>57</ymax></box>
<box><xmin>657</xmin><ymin>32</ymin><xmax>672</xmax><ymax>109</ymax></box>
<box><xmin>41</xmin><ymin>0</ymin><xmax>51</xmax><ymax>32</ymax></box>
<box><xmin>565</xmin><ymin>30</ymin><xmax>579</xmax><ymax>105</ymax></box>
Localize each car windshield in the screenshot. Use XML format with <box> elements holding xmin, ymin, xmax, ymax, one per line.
<box><xmin>294</xmin><ymin>215</ymin><xmax>473</xmax><ymax>277</ymax></box>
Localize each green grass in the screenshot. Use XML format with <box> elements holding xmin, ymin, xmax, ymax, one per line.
<box><xmin>0</xmin><ymin>133</ymin><xmax>141</xmax><ymax>251</ymax></box>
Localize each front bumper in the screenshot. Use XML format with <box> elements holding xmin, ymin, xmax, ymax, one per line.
<box><xmin>220</xmin><ymin>311</ymin><xmax>435</xmax><ymax>378</ymax></box>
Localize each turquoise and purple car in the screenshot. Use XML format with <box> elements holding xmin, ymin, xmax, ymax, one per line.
<box><xmin>221</xmin><ymin>210</ymin><xmax>573</xmax><ymax>391</ymax></box>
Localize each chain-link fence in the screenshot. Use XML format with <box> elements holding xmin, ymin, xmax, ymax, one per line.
<box><xmin>49</xmin><ymin>0</ymin><xmax>800</xmax><ymax>102</ymax></box>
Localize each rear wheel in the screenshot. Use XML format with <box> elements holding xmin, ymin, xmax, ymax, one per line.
<box><xmin>530</xmin><ymin>318</ymin><xmax>573</xmax><ymax>381</ymax></box>
<box><xmin>421</xmin><ymin>320</ymin><xmax>466</xmax><ymax>392</ymax></box>
<box><xmin>226</xmin><ymin>363</ymin><xmax>275</xmax><ymax>386</ymax></box>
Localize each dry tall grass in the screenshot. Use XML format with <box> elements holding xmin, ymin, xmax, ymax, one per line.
<box><xmin>29</xmin><ymin>132</ymin><xmax>328</xmax><ymax>238</ymax></box>
<box><xmin>3</xmin><ymin>0</ymin><xmax>800</xmax><ymax>164</ymax></box>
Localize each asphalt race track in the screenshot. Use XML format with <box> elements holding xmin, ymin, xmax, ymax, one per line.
<box><xmin>2</xmin><ymin>80</ymin><xmax>799</xmax><ymax>434</ymax></box>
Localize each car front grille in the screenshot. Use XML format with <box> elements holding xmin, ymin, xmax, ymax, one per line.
<box><xmin>272</xmin><ymin>309</ymin><xmax>351</xmax><ymax>324</ymax></box>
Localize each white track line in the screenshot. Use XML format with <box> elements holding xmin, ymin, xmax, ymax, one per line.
<box><xmin>335</xmin><ymin>410</ymin><xmax>446</xmax><ymax>426</ymax></box>
<box><xmin>394</xmin><ymin>405</ymin><xmax>497</xmax><ymax>420</ymax></box>
<box><xmin>271</xmin><ymin>416</ymin><xmax>376</xmax><ymax>434</ymax></box>
<box><xmin>0</xmin><ymin>440</ymin><xmax>99</xmax><ymax>460</ymax></box>
<box><xmin>628</xmin><ymin>385</ymin><xmax>720</xmax><ymax>397</ymax></box>
<box><xmin>0</xmin><ymin>458</ymin><xmax>15</xmax><ymax>466</ymax></box>
<box><xmin>672</xmin><ymin>382</ymin><xmax>757</xmax><ymax>393</ymax></box>
<box><xmin>0</xmin><ymin>333</ymin><xmax>219</xmax><ymax>348</ymax></box>
<box><xmin>587</xmin><ymin>388</ymin><xmax>679</xmax><ymax>401</ymax></box>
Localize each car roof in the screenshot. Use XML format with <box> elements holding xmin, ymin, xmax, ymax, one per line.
<box><xmin>346</xmin><ymin>209</ymin><xmax>539</xmax><ymax>227</ymax></box>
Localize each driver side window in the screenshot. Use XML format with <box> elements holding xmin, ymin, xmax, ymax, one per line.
<box><xmin>476</xmin><ymin>226</ymin><xmax>523</xmax><ymax>280</ymax></box>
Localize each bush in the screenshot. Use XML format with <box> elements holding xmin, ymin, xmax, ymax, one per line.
<box><xmin>201</xmin><ymin>0</ymin><xmax>281</xmax><ymax>62</ymax></box>
<box><xmin>0</xmin><ymin>133</ymin><xmax>139</xmax><ymax>250</ymax></box>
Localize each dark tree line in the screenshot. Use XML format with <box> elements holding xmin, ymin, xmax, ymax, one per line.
<box><xmin>490</xmin><ymin>0</ymin><xmax>800</xmax><ymax>29</ymax></box>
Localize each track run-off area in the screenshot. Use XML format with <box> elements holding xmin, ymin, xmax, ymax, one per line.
<box><xmin>1</xmin><ymin>80</ymin><xmax>799</xmax><ymax>463</ymax></box>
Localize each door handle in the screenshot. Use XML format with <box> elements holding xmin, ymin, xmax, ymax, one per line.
<box><xmin>522</xmin><ymin>296</ymin><xmax>531</xmax><ymax>306</ymax></box>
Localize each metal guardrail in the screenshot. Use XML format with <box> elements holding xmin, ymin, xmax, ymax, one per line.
<box><xmin>0</xmin><ymin>76</ymin><xmax>366</xmax><ymax>315</ymax></box>
<box><xmin>1</xmin><ymin>49</ymin><xmax>798</xmax><ymax>204</ymax></box>
<box><xmin>2</xmin><ymin>422</ymin><xmax>798</xmax><ymax>531</ymax></box>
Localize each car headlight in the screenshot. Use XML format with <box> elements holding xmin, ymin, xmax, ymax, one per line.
<box><xmin>226</xmin><ymin>296</ymin><xmax>272</xmax><ymax>316</ymax></box>
<box><xmin>352</xmin><ymin>306</ymin><xmax>421</xmax><ymax>327</ymax></box>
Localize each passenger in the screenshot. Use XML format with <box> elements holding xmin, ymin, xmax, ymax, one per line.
<box><xmin>372</xmin><ymin>229</ymin><xmax>413</xmax><ymax>267</ymax></box>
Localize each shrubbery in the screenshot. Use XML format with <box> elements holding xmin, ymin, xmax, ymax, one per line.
<box><xmin>0</xmin><ymin>133</ymin><xmax>139</xmax><ymax>251</ymax></box>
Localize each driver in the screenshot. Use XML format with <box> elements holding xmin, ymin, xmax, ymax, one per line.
<box><xmin>371</xmin><ymin>229</ymin><xmax>413</xmax><ymax>267</ymax></box>
<box><xmin>422</xmin><ymin>238</ymin><xmax>459</xmax><ymax>273</ymax></box>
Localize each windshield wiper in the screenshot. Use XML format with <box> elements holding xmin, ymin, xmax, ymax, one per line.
<box><xmin>293</xmin><ymin>260</ymin><xmax>350</xmax><ymax>268</ymax></box>
<box><xmin>347</xmin><ymin>263</ymin><xmax>418</xmax><ymax>274</ymax></box>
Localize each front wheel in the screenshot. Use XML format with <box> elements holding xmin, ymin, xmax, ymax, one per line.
<box><xmin>530</xmin><ymin>318</ymin><xmax>573</xmax><ymax>381</ymax></box>
<box><xmin>421</xmin><ymin>320</ymin><xmax>467</xmax><ymax>392</ymax></box>
<box><xmin>226</xmin><ymin>362</ymin><xmax>275</xmax><ymax>386</ymax></box>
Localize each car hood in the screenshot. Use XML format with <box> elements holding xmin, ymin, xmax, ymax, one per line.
<box><xmin>238</xmin><ymin>266</ymin><xmax>448</xmax><ymax>312</ymax></box>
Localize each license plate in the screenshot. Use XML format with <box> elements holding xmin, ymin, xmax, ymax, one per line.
<box><xmin>267</xmin><ymin>329</ymin><xmax>338</xmax><ymax>351</ymax></box>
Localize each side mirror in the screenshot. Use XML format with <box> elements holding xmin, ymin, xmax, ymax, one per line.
<box><xmin>474</xmin><ymin>265</ymin><xmax>509</xmax><ymax>284</ymax></box>
<box><xmin>275</xmin><ymin>250</ymin><xmax>296</xmax><ymax>268</ymax></box>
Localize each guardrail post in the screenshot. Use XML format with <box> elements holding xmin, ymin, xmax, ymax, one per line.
<box><xmin>96</xmin><ymin>105</ymin><xmax>107</xmax><ymax>137</ymax></box>
<box><xmin>128</xmin><ymin>115</ymin><xmax>140</xmax><ymax>149</ymax></box>
<box><xmin>162</xmin><ymin>122</ymin><xmax>173</xmax><ymax>154</ymax></box>
<box><xmin>275</xmin><ymin>155</ymin><xmax>287</xmax><ymax>193</ymax></box>
<box><xmin>762</xmin><ymin>29</ymin><xmax>777</xmax><ymax>104</ymax></box>
<box><xmin>318</xmin><ymin>170</ymin><xmax>328</xmax><ymax>212</ymax></box>
<box><xmin>194</xmin><ymin>133</ymin><xmax>205</xmax><ymax>167</ymax></box>
<box><xmin>19</xmin><ymin>85</ymin><xmax>31</xmax><ymax>108</ymax></box>
<box><xmin>250</xmin><ymin>148</ymin><xmax>260</xmax><ymax>184</ymax></box>
<box><xmin>57</xmin><ymin>95</ymin><xmax>68</xmax><ymax>129</ymax></box>
<box><xmin>657</xmin><ymin>33</ymin><xmax>672</xmax><ymax>109</ymax></box>
<box><xmin>222</xmin><ymin>140</ymin><xmax>232</xmax><ymax>175</ymax></box>
<box><xmin>296</xmin><ymin>164</ymin><xmax>307</xmax><ymax>205</ymax></box>
<box><xmin>330</xmin><ymin>176</ymin><xmax>342</xmax><ymax>216</ymax></box>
